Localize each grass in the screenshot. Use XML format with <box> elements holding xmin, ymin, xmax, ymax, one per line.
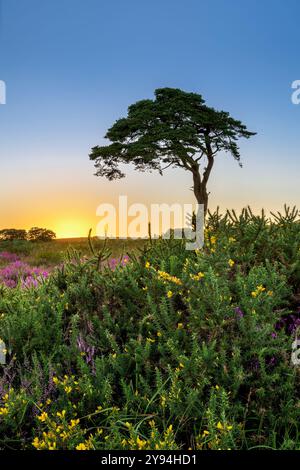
<box><xmin>0</xmin><ymin>238</ymin><xmax>146</xmax><ymax>267</ymax></box>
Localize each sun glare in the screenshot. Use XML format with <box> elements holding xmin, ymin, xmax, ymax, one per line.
<box><xmin>54</xmin><ymin>221</ymin><xmax>92</xmax><ymax>239</ymax></box>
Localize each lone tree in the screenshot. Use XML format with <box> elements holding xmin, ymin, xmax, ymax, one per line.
<box><xmin>90</xmin><ymin>88</ymin><xmax>255</xmax><ymax>214</ymax></box>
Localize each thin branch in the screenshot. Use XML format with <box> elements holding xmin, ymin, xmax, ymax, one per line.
<box><xmin>161</xmin><ymin>161</ymin><xmax>174</xmax><ymax>171</ymax></box>
<box><xmin>194</xmin><ymin>151</ymin><xmax>204</xmax><ymax>162</ymax></box>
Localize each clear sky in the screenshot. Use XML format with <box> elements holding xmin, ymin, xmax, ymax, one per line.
<box><xmin>1</xmin><ymin>0</ymin><xmax>300</xmax><ymax>237</ymax></box>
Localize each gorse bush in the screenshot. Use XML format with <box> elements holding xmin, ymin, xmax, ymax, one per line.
<box><xmin>0</xmin><ymin>207</ymin><xmax>300</xmax><ymax>450</ymax></box>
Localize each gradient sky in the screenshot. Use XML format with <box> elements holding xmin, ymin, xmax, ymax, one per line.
<box><xmin>1</xmin><ymin>0</ymin><xmax>300</xmax><ymax>237</ymax></box>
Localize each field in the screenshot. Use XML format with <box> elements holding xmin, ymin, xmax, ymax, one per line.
<box><xmin>1</xmin><ymin>207</ymin><xmax>300</xmax><ymax>450</ymax></box>
<box><xmin>0</xmin><ymin>237</ymin><xmax>145</xmax><ymax>269</ymax></box>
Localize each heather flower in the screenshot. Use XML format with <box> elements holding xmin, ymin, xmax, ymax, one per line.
<box><xmin>0</xmin><ymin>251</ymin><xmax>20</xmax><ymax>263</ymax></box>
<box><xmin>234</xmin><ymin>307</ymin><xmax>244</xmax><ymax>318</ymax></box>
<box><xmin>77</xmin><ymin>334</ymin><xmax>96</xmax><ymax>369</ymax></box>
<box><xmin>275</xmin><ymin>314</ymin><xmax>300</xmax><ymax>335</ymax></box>
<box><xmin>108</xmin><ymin>255</ymin><xmax>130</xmax><ymax>270</ymax></box>
<box><xmin>0</xmin><ymin>261</ymin><xmax>49</xmax><ymax>289</ymax></box>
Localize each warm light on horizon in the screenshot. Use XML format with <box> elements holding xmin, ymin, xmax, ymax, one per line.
<box><xmin>53</xmin><ymin>219</ymin><xmax>95</xmax><ymax>239</ymax></box>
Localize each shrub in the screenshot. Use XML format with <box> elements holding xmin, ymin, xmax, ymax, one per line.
<box><xmin>0</xmin><ymin>240</ymin><xmax>33</xmax><ymax>257</ymax></box>
<box><xmin>0</xmin><ymin>207</ymin><xmax>299</xmax><ymax>449</ymax></box>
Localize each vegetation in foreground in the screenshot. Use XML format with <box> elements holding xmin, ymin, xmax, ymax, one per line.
<box><xmin>0</xmin><ymin>207</ymin><xmax>300</xmax><ymax>450</ymax></box>
<box><xmin>0</xmin><ymin>237</ymin><xmax>144</xmax><ymax>269</ymax></box>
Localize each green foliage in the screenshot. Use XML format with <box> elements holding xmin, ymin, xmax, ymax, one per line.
<box><xmin>28</xmin><ymin>227</ymin><xmax>56</xmax><ymax>242</ymax></box>
<box><xmin>0</xmin><ymin>229</ymin><xmax>27</xmax><ymax>241</ymax></box>
<box><xmin>90</xmin><ymin>88</ymin><xmax>255</xmax><ymax>179</ymax></box>
<box><xmin>0</xmin><ymin>240</ymin><xmax>32</xmax><ymax>257</ymax></box>
<box><xmin>0</xmin><ymin>207</ymin><xmax>300</xmax><ymax>449</ymax></box>
<box><xmin>90</xmin><ymin>88</ymin><xmax>256</xmax><ymax>211</ymax></box>
<box><xmin>0</xmin><ymin>227</ymin><xmax>57</xmax><ymax>244</ymax></box>
<box><xmin>0</xmin><ymin>238</ymin><xmax>144</xmax><ymax>268</ymax></box>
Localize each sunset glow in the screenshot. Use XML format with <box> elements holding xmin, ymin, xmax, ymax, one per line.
<box><xmin>1</xmin><ymin>0</ymin><xmax>300</xmax><ymax>235</ymax></box>
<box><xmin>53</xmin><ymin>221</ymin><xmax>92</xmax><ymax>239</ymax></box>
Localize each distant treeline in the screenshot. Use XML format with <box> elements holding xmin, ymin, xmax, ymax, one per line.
<box><xmin>0</xmin><ymin>227</ymin><xmax>56</xmax><ymax>242</ymax></box>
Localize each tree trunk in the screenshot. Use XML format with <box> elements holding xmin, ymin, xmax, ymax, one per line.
<box><xmin>192</xmin><ymin>167</ymin><xmax>208</xmax><ymax>216</ymax></box>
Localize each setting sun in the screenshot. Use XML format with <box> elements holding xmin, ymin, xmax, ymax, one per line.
<box><xmin>53</xmin><ymin>220</ymin><xmax>94</xmax><ymax>239</ymax></box>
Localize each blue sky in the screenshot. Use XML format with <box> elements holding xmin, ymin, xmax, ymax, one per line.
<box><xmin>0</xmin><ymin>0</ymin><xmax>300</xmax><ymax>236</ymax></box>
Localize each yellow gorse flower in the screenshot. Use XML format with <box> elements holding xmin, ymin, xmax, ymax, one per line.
<box><xmin>251</xmin><ymin>284</ymin><xmax>266</xmax><ymax>297</ymax></box>
<box><xmin>157</xmin><ymin>271</ymin><xmax>182</xmax><ymax>285</ymax></box>
<box><xmin>190</xmin><ymin>272</ymin><xmax>205</xmax><ymax>281</ymax></box>
<box><xmin>166</xmin><ymin>424</ymin><xmax>173</xmax><ymax>434</ymax></box>
<box><xmin>146</xmin><ymin>337</ymin><xmax>155</xmax><ymax>343</ymax></box>
<box><xmin>76</xmin><ymin>443</ymin><xmax>87</xmax><ymax>450</ymax></box>
<box><xmin>69</xmin><ymin>419</ymin><xmax>80</xmax><ymax>429</ymax></box>
<box><xmin>32</xmin><ymin>437</ymin><xmax>46</xmax><ymax>450</ymax></box>
<box><xmin>56</xmin><ymin>410</ymin><xmax>66</xmax><ymax>419</ymax></box>
<box><xmin>37</xmin><ymin>412</ymin><xmax>48</xmax><ymax>422</ymax></box>
<box><xmin>60</xmin><ymin>430</ymin><xmax>69</xmax><ymax>441</ymax></box>
<box><xmin>136</xmin><ymin>436</ymin><xmax>147</xmax><ymax>449</ymax></box>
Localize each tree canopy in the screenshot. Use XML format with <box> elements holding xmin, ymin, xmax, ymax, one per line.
<box><xmin>90</xmin><ymin>88</ymin><xmax>256</xmax><ymax>213</ymax></box>
<box><xmin>0</xmin><ymin>229</ymin><xmax>27</xmax><ymax>241</ymax></box>
<box><xmin>28</xmin><ymin>227</ymin><xmax>56</xmax><ymax>242</ymax></box>
<box><xmin>0</xmin><ymin>227</ymin><xmax>56</xmax><ymax>242</ymax></box>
